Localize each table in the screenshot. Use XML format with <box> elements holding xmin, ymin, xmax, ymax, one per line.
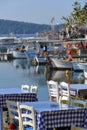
<box><xmin>70</xmin><ymin>84</ymin><xmax>87</xmax><ymax>98</ymax></box>
<box><xmin>0</xmin><ymin>87</ymin><xmax>37</xmax><ymax>130</ymax></box>
<box><xmin>61</xmin><ymin>84</ymin><xmax>87</xmax><ymax>98</ymax></box>
<box><xmin>22</xmin><ymin>101</ymin><xmax>86</xmax><ymax>130</ymax></box>
<box><xmin>0</xmin><ymin>87</ymin><xmax>37</xmax><ymax>108</ymax></box>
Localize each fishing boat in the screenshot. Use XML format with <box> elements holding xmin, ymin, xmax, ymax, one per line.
<box><xmin>0</xmin><ymin>36</ymin><xmax>22</xmax><ymax>53</ymax></box>
<box><xmin>72</xmin><ymin>61</ymin><xmax>83</xmax><ymax>72</ymax></box>
<box><xmin>78</xmin><ymin>62</ymin><xmax>87</xmax><ymax>70</ymax></box>
<box><xmin>9</xmin><ymin>45</ymin><xmax>27</xmax><ymax>59</ymax></box>
<box><xmin>25</xmin><ymin>40</ymin><xmax>67</xmax><ymax>64</ymax></box>
<box><xmin>48</xmin><ymin>57</ymin><xmax>73</xmax><ymax>70</ymax></box>
<box><xmin>12</xmin><ymin>50</ymin><xmax>27</xmax><ymax>59</ymax></box>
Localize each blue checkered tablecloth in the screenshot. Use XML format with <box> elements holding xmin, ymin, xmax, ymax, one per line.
<box><xmin>23</xmin><ymin>101</ymin><xmax>87</xmax><ymax>130</ymax></box>
<box><xmin>36</xmin><ymin>109</ymin><xmax>86</xmax><ymax>130</ymax></box>
<box><xmin>84</xmin><ymin>110</ymin><xmax>87</xmax><ymax>128</ymax></box>
<box><xmin>0</xmin><ymin>88</ymin><xmax>37</xmax><ymax>108</ymax></box>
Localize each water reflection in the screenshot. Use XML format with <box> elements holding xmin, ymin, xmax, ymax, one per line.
<box><xmin>12</xmin><ymin>59</ymin><xmax>85</xmax><ymax>84</ymax></box>
<box><xmin>48</xmin><ymin>70</ymin><xmax>85</xmax><ymax>84</ymax></box>
<box><xmin>12</xmin><ymin>59</ymin><xmax>30</xmax><ymax>69</ymax></box>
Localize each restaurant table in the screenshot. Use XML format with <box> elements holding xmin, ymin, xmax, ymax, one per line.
<box><xmin>22</xmin><ymin>101</ymin><xmax>87</xmax><ymax>130</ymax></box>
<box><xmin>0</xmin><ymin>87</ymin><xmax>37</xmax><ymax>130</ymax></box>
<box><xmin>70</xmin><ymin>84</ymin><xmax>87</xmax><ymax>98</ymax></box>
<box><xmin>61</xmin><ymin>84</ymin><xmax>87</xmax><ymax>98</ymax></box>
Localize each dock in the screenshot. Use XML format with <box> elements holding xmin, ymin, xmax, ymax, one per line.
<box><xmin>0</xmin><ymin>53</ymin><xmax>13</xmax><ymax>61</ymax></box>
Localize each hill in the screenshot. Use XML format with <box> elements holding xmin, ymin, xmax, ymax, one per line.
<box><xmin>0</xmin><ymin>19</ymin><xmax>51</xmax><ymax>34</ymax></box>
<box><xmin>0</xmin><ymin>19</ymin><xmax>65</xmax><ymax>35</ymax></box>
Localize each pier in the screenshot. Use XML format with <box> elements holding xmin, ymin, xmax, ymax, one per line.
<box><xmin>0</xmin><ymin>53</ymin><xmax>13</xmax><ymax>61</ymax></box>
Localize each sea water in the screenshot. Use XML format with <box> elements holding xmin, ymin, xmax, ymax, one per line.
<box><xmin>0</xmin><ymin>59</ymin><xmax>85</xmax><ymax>101</ymax></box>
<box><xmin>0</xmin><ymin>59</ymin><xmax>49</xmax><ymax>101</ymax></box>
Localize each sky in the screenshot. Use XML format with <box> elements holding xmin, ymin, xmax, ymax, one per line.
<box><xmin>0</xmin><ymin>0</ymin><xmax>86</xmax><ymax>25</ymax></box>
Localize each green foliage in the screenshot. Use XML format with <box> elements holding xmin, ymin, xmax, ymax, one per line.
<box><xmin>62</xmin><ymin>1</ymin><xmax>87</xmax><ymax>30</ymax></box>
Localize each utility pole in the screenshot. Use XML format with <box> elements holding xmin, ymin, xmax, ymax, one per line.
<box><xmin>51</xmin><ymin>17</ymin><xmax>55</xmax><ymax>33</ymax></box>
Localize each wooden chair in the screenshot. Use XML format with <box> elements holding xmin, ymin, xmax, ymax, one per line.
<box><xmin>19</xmin><ymin>104</ymin><xmax>36</xmax><ymax>130</ymax></box>
<box><xmin>59</xmin><ymin>81</ymin><xmax>71</xmax><ymax>104</ymax></box>
<box><xmin>47</xmin><ymin>80</ymin><xmax>60</xmax><ymax>103</ymax></box>
<box><xmin>71</xmin><ymin>99</ymin><xmax>87</xmax><ymax>108</ymax></box>
<box><xmin>6</xmin><ymin>100</ymin><xmax>22</xmax><ymax>130</ymax></box>
<box><xmin>71</xmin><ymin>101</ymin><xmax>87</xmax><ymax>130</ymax></box>
<box><xmin>71</xmin><ymin>125</ymin><xmax>87</xmax><ymax>130</ymax></box>
<box><xmin>21</xmin><ymin>84</ymin><xmax>30</xmax><ymax>92</ymax></box>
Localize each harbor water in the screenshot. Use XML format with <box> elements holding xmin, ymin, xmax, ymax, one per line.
<box><xmin>0</xmin><ymin>59</ymin><xmax>85</xmax><ymax>101</ymax></box>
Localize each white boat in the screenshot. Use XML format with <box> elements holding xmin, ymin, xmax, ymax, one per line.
<box><xmin>49</xmin><ymin>57</ymin><xmax>73</xmax><ymax>70</ymax></box>
<box><xmin>25</xmin><ymin>40</ymin><xmax>67</xmax><ymax>62</ymax></box>
<box><xmin>12</xmin><ymin>50</ymin><xmax>26</xmax><ymax>59</ymax></box>
<box><xmin>26</xmin><ymin>49</ymin><xmax>38</xmax><ymax>60</ymax></box>
<box><xmin>0</xmin><ymin>36</ymin><xmax>20</xmax><ymax>45</ymax></box>
<box><xmin>78</xmin><ymin>62</ymin><xmax>87</xmax><ymax>70</ymax></box>
<box><xmin>32</xmin><ymin>53</ymin><xmax>49</xmax><ymax>65</ymax></box>
<box><xmin>72</xmin><ymin>61</ymin><xmax>83</xmax><ymax>72</ymax></box>
<box><xmin>0</xmin><ymin>36</ymin><xmax>22</xmax><ymax>53</ymax></box>
<box><xmin>10</xmin><ymin>44</ymin><xmax>29</xmax><ymax>59</ymax></box>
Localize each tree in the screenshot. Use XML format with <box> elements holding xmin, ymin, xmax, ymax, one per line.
<box><xmin>71</xmin><ymin>2</ymin><xmax>86</xmax><ymax>27</ymax></box>
<box><xmin>62</xmin><ymin>1</ymin><xmax>87</xmax><ymax>35</ymax></box>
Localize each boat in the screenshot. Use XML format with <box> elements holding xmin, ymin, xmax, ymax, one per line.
<box><xmin>84</xmin><ymin>70</ymin><xmax>87</xmax><ymax>79</ymax></box>
<box><xmin>12</xmin><ymin>50</ymin><xmax>27</xmax><ymax>59</ymax></box>
<box><xmin>25</xmin><ymin>40</ymin><xmax>67</xmax><ymax>63</ymax></box>
<box><xmin>0</xmin><ymin>36</ymin><xmax>21</xmax><ymax>52</ymax></box>
<box><xmin>30</xmin><ymin>51</ymin><xmax>51</xmax><ymax>65</ymax></box>
<box><xmin>78</xmin><ymin>62</ymin><xmax>87</xmax><ymax>70</ymax></box>
<box><xmin>72</xmin><ymin>61</ymin><xmax>83</xmax><ymax>72</ymax></box>
<box><xmin>9</xmin><ymin>44</ymin><xmax>30</xmax><ymax>59</ymax></box>
<box><xmin>48</xmin><ymin>57</ymin><xmax>73</xmax><ymax>70</ymax></box>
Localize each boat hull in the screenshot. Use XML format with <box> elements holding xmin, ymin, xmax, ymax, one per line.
<box><xmin>78</xmin><ymin>62</ymin><xmax>87</xmax><ymax>70</ymax></box>
<box><xmin>12</xmin><ymin>50</ymin><xmax>26</xmax><ymax>59</ymax></box>
<box><xmin>49</xmin><ymin>58</ymin><xmax>73</xmax><ymax>70</ymax></box>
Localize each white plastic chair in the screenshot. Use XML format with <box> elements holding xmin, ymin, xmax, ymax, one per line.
<box><xmin>19</xmin><ymin>104</ymin><xmax>36</xmax><ymax>130</ymax></box>
<box><xmin>6</xmin><ymin>100</ymin><xmax>22</xmax><ymax>130</ymax></box>
<box><xmin>21</xmin><ymin>84</ymin><xmax>30</xmax><ymax>92</ymax></box>
<box><xmin>47</xmin><ymin>80</ymin><xmax>60</xmax><ymax>103</ymax></box>
<box><xmin>30</xmin><ymin>85</ymin><xmax>38</xmax><ymax>96</ymax></box>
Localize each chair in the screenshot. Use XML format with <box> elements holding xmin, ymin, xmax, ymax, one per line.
<box><xmin>21</xmin><ymin>84</ymin><xmax>30</xmax><ymax>92</ymax></box>
<box><xmin>6</xmin><ymin>100</ymin><xmax>21</xmax><ymax>129</ymax></box>
<box><xmin>71</xmin><ymin>99</ymin><xmax>87</xmax><ymax>108</ymax></box>
<box><xmin>71</xmin><ymin>125</ymin><xmax>87</xmax><ymax>130</ymax></box>
<box><xmin>19</xmin><ymin>104</ymin><xmax>36</xmax><ymax>130</ymax></box>
<box><xmin>59</xmin><ymin>81</ymin><xmax>71</xmax><ymax>103</ymax></box>
<box><xmin>47</xmin><ymin>80</ymin><xmax>60</xmax><ymax>103</ymax></box>
<box><xmin>71</xmin><ymin>101</ymin><xmax>87</xmax><ymax>130</ymax></box>
<box><xmin>30</xmin><ymin>85</ymin><xmax>38</xmax><ymax>96</ymax></box>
